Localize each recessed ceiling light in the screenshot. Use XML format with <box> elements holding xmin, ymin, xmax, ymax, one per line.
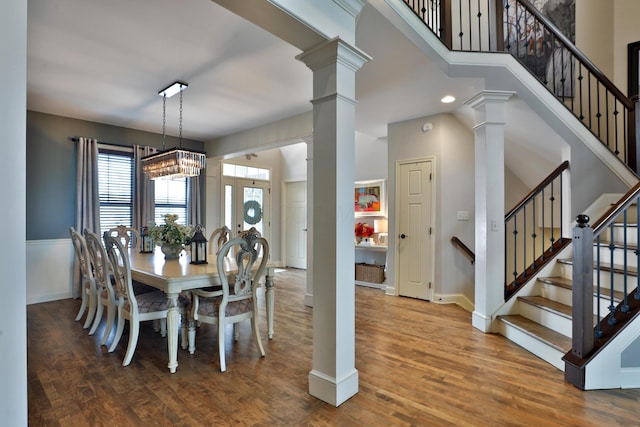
<box><xmin>441</xmin><ymin>95</ymin><xmax>456</xmax><ymax>103</ymax></box>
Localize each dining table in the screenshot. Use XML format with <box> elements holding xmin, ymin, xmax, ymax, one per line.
<box><xmin>128</xmin><ymin>247</ymin><xmax>275</xmax><ymax>373</ymax></box>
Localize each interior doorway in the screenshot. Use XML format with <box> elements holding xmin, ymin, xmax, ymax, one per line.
<box><xmin>396</xmin><ymin>159</ymin><xmax>434</xmax><ymax>301</ymax></box>
<box><xmin>284</xmin><ymin>181</ymin><xmax>307</xmax><ymax>269</ymax></box>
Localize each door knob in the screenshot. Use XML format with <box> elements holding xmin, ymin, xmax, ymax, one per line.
<box><xmin>400</xmin><ymin>233</ymin><xmax>407</xmax><ymax>239</ymax></box>
<box><xmin>302</xmin><ymin>228</ymin><xmax>308</xmax><ymax>231</ymax></box>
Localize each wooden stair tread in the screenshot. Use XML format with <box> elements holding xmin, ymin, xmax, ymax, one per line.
<box><xmin>537</xmin><ymin>276</ymin><xmax>625</xmax><ymax>302</ymax></box>
<box><xmin>498</xmin><ymin>315</ymin><xmax>572</xmax><ymax>352</ymax></box>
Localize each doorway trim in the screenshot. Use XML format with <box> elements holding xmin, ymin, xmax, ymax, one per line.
<box><xmin>394</xmin><ymin>156</ymin><xmax>437</xmax><ymax>302</ymax></box>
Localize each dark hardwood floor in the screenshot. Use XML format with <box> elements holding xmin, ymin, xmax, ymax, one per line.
<box><xmin>28</xmin><ymin>269</ymin><xmax>640</xmax><ymax>426</ymax></box>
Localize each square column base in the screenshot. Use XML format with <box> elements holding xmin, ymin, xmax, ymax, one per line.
<box><xmin>472</xmin><ymin>311</ymin><xmax>492</xmax><ymax>332</ymax></box>
<box><xmin>309</xmin><ymin>368</ymin><xmax>359</xmax><ymax>406</ymax></box>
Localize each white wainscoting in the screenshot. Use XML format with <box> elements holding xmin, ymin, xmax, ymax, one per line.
<box><xmin>27</xmin><ymin>239</ymin><xmax>74</xmax><ymax>305</ymax></box>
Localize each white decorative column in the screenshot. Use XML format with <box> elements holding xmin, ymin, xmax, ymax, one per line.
<box><xmin>465</xmin><ymin>90</ymin><xmax>515</xmax><ymax>332</ymax></box>
<box><xmin>305</xmin><ymin>137</ymin><xmax>314</xmax><ymax>307</ymax></box>
<box><xmin>297</xmin><ymin>38</ymin><xmax>370</xmax><ymax>406</ymax></box>
<box><xmin>1</xmin><ymin>0</ymin><xmax>27</xmax><ymax>424</ymax></box>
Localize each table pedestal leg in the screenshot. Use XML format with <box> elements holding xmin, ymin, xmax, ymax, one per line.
<box><xmin>265</xmin><ymin>268</ymin><xmax>275</xmax><ymax>339</ymax></box>
<box><xmin>166</xmin><ymin>292</ymin><xmax>179</xmax><ymax>373</ymax></box>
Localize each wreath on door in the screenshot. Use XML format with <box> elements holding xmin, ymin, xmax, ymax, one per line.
<box><xmin>243</xmin><ymin>200</ymin><xmax>263</xmax><ymax>225</ymax></box>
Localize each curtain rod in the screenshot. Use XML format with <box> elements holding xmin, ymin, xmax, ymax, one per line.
<box><xmin>69</xmin><ymin>136</ymin><xmax>131</xmax><ymax>149</ymax></box>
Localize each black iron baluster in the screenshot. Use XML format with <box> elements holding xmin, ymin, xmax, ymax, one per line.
<box><xmin>550</xmin><ymin>180</ymin><xmax>556</xmax><ymax>249</ymax></box>
<box><xmin>468</xmin><ymin>0</ymin><xmax>472</xmax><ymax>49</ymax></box>
<box><xmin>559</xmin><ymin>175</ymin><xmax>564</xmax><ymax>238</ymax></box>
<box><xmin>595</xmin><ymin>233</ymin><xmax>603</xmax><ymax>338</ymax></box>
<box><xmin>512</xmin><ymin>214</ymin><xmax>518</xmax><ymax>284</ymax></box>
<box><xmin>596</xmin><ymin>81</ymin><xmax>602</xmax><ymax>138</ymax></box>
<box><xmin>622</xmin><ymin>210</ymin><xmax>630</xmax><ymax>312</ymax></box>
<box><xmin>578</xmin><ymin>63</ymin><xmax>584</xmax><ymax>121</ymax></box>
<box><xmin>476</xmin><ymin>0</ymin><xmax>482</xmax><ymax>51</ymax></box>
<box><xmin>531</xmin><ymin>197</ymin><xmax>537</xmax><ymax>266</ymax></box>
<box><xmin>608</xmin><ymin>222</ymin><xmax>617</xmax><ymax>326</ymax></box>
<box><xmin>613</xmin><ymin>100</ymin><xmax>620</xmax><ymax>160</ymax></box>
<box><xmin>588</xmin><ymin>71</ymin><xmax>593</xmax><ymax>130</ymax></box>
<box><xmin>605</xmin><ymin>91</ymin><xmax>611</xmax><ymax>151</ymax></box>
<box><xmin>523</xmin><ymin>206</ymin><xmax>527</xmax><ymax>278</ymax></box>
<box><xmin>541</xmin><ymin>189</ymin><xmax>545</xmax><ymax>260</ymax></box>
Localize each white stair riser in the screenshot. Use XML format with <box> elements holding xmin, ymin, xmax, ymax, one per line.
<box><xmin>600</xmin><ymin>227</ymin><xmax>639</xmax><ymax>246</ymax></box>
<box><xmin>497</xmin><ymin>321</ymin><xmax>565</xmax><ymax>371</ymax></box>
<box><xmin>559</xmin><ymin>263</ymin><xmax>637</xmax><ymax>292</ymax></box>
<box><xmin>595</xmin><ymin>246</ymin><xmax>639</xmax><ymax>268</ymax></box>
<box><xmin>538</xmin><ymin>282</ymin><xmax>621</xmax><ymax>318</ymax></box>
<box><xmin>518</xmin><ymin>301</ymin><xmax>572</xmax><ymax>337</ymax></box>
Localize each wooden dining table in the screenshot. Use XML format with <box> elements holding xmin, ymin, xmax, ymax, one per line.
<box><xmin>128</xmin><ymin>247</ymin><xmax>275</xmax><ymax>373</ymax></box>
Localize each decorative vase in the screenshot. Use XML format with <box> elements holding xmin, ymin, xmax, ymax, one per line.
<box><xmin>161</xmin><ymin>243</ymin><xmax>182</xmax><ymax>260</ymax></box>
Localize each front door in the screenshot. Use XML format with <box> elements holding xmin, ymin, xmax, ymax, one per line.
<box><xmin>397</xmin><ymin>159</ymin><xmax>434</xmax><ymax>300</ymax></box>
<box><xmin>223</xmin><ymin>177</ymin><xmax>270</xmax><ymax>243</ymax></box>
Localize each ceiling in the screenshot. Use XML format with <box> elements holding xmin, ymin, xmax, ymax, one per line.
<box><xmin>26</xmin><ymin>0</ymin><xmax>481</xmax><ymax>143</ymax></box>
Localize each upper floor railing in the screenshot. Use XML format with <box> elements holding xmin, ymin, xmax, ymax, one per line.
<box><xmin>402</xmin><ymin>0</ymin><xmax>639</xmax><ymax>173</ymax></box>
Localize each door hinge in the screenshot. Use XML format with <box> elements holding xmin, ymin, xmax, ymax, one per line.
<box><xmin>429</xmin><ymin>227</ymin><xmax>432</xmax><ymax>235</ymax></box>
<box><xmin>269</xmin><ymin>187</ymin><xmax>271</xmax><ymax>194</ymax></box>
<box><xmin>429</xmin><ymin>282</ymin><xmax>432</xmax><ymax>289</ymax></box>
<box><xmin>429</xmin><ymin>172</ymin><xmax>432</xmax><ymax>181</ymax></box>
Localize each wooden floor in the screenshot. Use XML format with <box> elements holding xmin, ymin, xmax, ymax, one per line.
<box><xmin>28</xmin><ymin>269</ymin><xmax>640</xmax><ymax>426</ymax></box>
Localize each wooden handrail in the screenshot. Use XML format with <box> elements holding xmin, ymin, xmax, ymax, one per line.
<box><xmin>451</xmin><ymin>236</ymin><xmax>475</xmax><ymax>264</ymax></box>
<box><xmin>592</xmin><ymin>180</ymin><xmax>640</xmax><ymax>233</ymax></box>
<box><xmin>505</xmin><ymin>160</ymin><xmax>569</xmax><ymax>221</ymax></box>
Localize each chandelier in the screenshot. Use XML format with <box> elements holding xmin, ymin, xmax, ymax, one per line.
<box><xmin>142</xmin><ymin>81</ymin><xmax>206</xmax><ymax>180</ymax></box>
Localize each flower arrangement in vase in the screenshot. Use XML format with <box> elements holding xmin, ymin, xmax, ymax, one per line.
<box><xmin>354</xmin><ymin>222</ymin><xmax>374</xmax><ymax>245</ymax></box>
<box><xmin>147</xmin><ymin>214</ymin><xmax>193</xmax><ymax>259</ymax></box>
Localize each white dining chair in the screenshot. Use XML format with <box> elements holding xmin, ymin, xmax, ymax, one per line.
<box><xmin>188</xmin><ymin>228</ymin><xmax>268</xmax><ymax>372</ymax></box>
<box><xmin>107</xmin><ymin>225</ymin><xmax>141</xmax><ymax>252</ymax></box>
<box><xmin>84</xmin><ymin>229</ymin><xmax>118</xmax><ymax>346</ymax></box>
<box><xmin>208</xmin><ymin>225</ymin><xmax>231</xmax><ymax>256</ymax></box>
<box><xmin>70</xmin><ymin>227</ymin><xmax>98</xmax><ymax>330</ymax></box>
<box><xmin>103</xmin><ymin>234</ymin><xmax>186</xmax><ymax>366</ymax></box>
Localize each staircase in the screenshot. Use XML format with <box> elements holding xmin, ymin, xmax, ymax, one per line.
<box><xmin>497</xmin><ymin>205</ymin><xmax>637</xmax><ymax>371</ymax></box>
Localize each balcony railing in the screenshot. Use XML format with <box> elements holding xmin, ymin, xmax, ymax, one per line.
<box><xmin>402</xmin><ymin>0</ymin><xmax>638</xmax><ymax>172</ymax></box>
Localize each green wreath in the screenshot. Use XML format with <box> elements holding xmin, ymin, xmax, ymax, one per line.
<box><xmin>243</xmin><ymin>200</ymin><xmax>263</xmax><ymax>225</ymax></box>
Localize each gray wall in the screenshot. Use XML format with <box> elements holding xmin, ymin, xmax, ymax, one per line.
<box><xmin>26</xmin><ymin>110</ymin><xmax>204</xmax><ymax>240</ymax></box>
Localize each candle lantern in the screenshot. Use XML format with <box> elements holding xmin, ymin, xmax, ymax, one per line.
<box><xmin>140</xmin><ymin>226</ymin><xmax>154</xmax><ymax>253</ymax></box>
<box><xmin>190</xmin><ymin>224</ymin><xmax>208</xmax><ymax>264</ymax></box>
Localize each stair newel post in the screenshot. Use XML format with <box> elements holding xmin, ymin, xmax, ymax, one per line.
<box><xmin>572</xmin><ymin>214</ymin><xmax>594</xmax><ymax>358</ymax></box>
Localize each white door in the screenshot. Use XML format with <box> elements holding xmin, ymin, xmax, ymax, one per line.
<box><xmin>397</xmin><ymin>160</ymin><xmax>434</xmax><ymax>300</ymax></box>
<box><xmin>223</xmin><ymin>177</ymin><xmax>270</xmax><ymax>243</ymax></box>
<box><xmin>285</xmin><ymin>181</ymin><xmax>307</xmax><ymax>269</ymax></box>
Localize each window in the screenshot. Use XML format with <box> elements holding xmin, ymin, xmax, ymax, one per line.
<box><xmin>98</xmin><ymin>150</ymin><xmax>133</xmax><ymax>236</ymax></box>
<box><xmin>98</xmin><ymin>147</ymin><xmax>190</xmax><ymax>235</ymax></box>
<box><xmin>223</xmin><ymin>163</ymin><xmax>270</xmax><ymax>180</ymax></box>
<box><xmin>154</xmin><ymin>178</ymin><xmax>189</xmax><ymax>226</ymax></box>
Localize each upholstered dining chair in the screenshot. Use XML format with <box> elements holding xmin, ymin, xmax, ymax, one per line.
<box><xmin>103</xmin><ymin>234</ymin><xmax>185</xmax><ymax>367</ymax></box>
<box><xmin>84</xmin><ymin>229</ymin><xmax>118</xmax><ymax>346</ymax></box>
<box><xmin>70</xmin><ymin>227</ymin><xmax>98</xmax><ymax>330</ymax></box>
<box><xmin>188</xmin><ymin>228</ymin><xmax>268</xmax><ymax>372</ymax></box>
<box><xmin>107</xmin><ymin>225</ymin><xmax>141</xmax><ymax>252</ymax></box>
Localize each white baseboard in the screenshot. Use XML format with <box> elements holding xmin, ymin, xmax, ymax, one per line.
<box><xmin>27</xmin><ymin>239</ymin><xmax>74</xmax><ymax>305</ymax></box>
<box><xmin>434</xmin><ymin>293</ymin><xmax>474</xmax><ymax>312</ymax></box>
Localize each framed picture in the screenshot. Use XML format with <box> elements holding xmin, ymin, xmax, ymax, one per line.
<box><xmin>355</xmin><ymin>179</ymin><xmax>386</xmax><ymax>217</ymax></box>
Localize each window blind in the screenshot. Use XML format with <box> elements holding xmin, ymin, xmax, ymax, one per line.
<box><xmin>98</xmin><ymin>151</ymin><xmax>134</xmax><ymax>236</ymax></box>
